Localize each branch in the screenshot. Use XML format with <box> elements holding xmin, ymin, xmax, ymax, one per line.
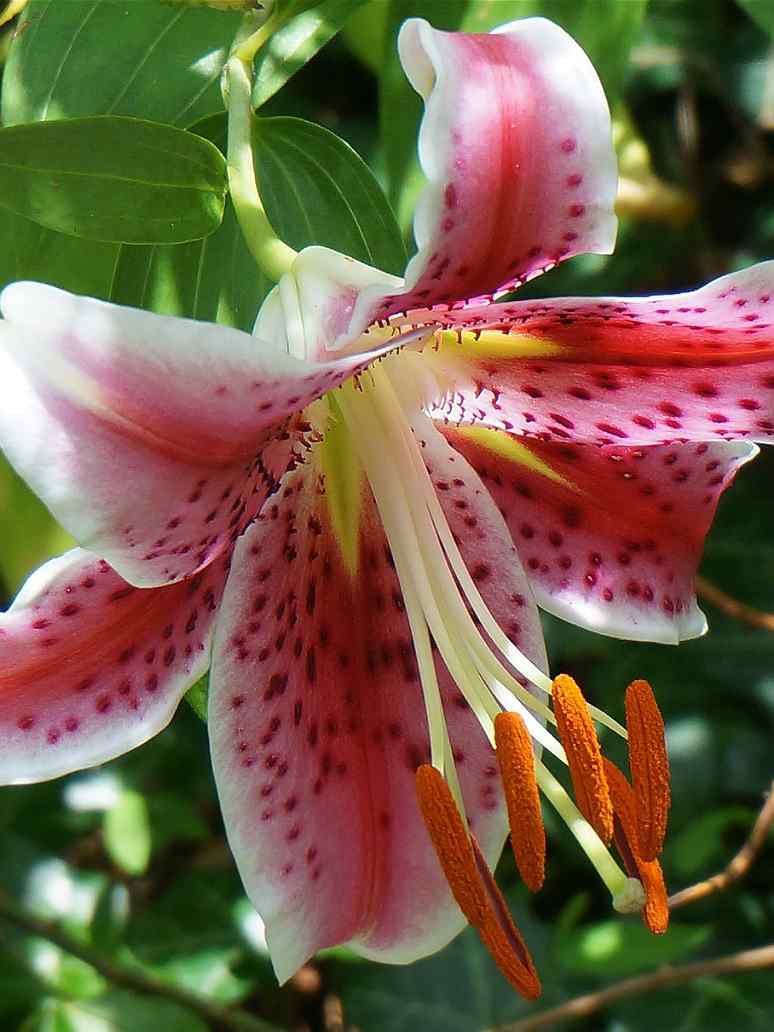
<box><xmin>0</xmin><ymin>890</ymin><xmax>276</xmax><ymax>1032</ymax></box>
<box><xmin>492</xmin><ymin>943</ymin><xmax>774</xmax><ymax>1031</ymax></box>
<box><xmin>669</xmin><ymin>781</ymin><xmax>774</xmax><ymax>909</ymax></box>
<box><xmin>696</xmin><ymin>575</ymin><xmax>774</xmax><ymax>632</ymax></box>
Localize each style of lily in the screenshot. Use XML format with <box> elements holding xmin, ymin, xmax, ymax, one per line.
<box><xmin>1</xmin><ymin>15</ymin><xmax>773</xmax><ymax>996</ymax></box>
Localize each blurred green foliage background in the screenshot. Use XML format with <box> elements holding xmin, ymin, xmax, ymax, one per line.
<box><xmin>1</xmin><ymin>1</ymin><xmax>773</xmax><ymax>1030</ymax></box>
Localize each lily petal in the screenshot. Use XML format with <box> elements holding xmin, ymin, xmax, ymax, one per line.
<box><xmin>384</xmin><ymin>17</ymin><xmax>617</xmax><ymax>314</ymax></box>
<box><xmin>0</xmin><ymin>548</ymin><xmax>228</xmax><ymax>784</ymax></box>
<box><xmin>209</xmin><ymin>429</ymin><xmax>546</xmax><ymax>980</ymax></box>
<box><xmin>427</xmin><ymin>263</ymin><xmax>774</xmax><ymax>446</ymax></box>
<box><xmin>254</xmin><ymin>16</ymin><xmax>617</xmax><ymax>361</ymax></box>
<box><xmin>443</xmin><ymin>425</ymin><xmax>757</xmax><ymax>642</ymax></box>
<box><xmin>0</xmin><ymin>283</ymin><xmax>385</xmax><ymax>587</ymax></box>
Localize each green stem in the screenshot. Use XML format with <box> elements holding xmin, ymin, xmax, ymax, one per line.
<box><xmin>224</xmin><ymin>41</ymin><xmax>296</xmax><ymax>281</ymax></box>
<box><xmin>235</xmin><ymin>5</ymin><xmax>283</xmax><ymax>63</ymax></box>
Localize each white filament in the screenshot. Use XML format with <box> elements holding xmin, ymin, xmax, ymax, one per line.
<box><xmin>334</xmin><ymin>363</ymin><xmax>633</xmax><ymax>901</ymax></box>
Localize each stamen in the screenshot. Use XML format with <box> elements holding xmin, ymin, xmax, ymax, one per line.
<box><xmin>494</xmin><ymin>712</ymin><xmax>546</xmax><ymax>892</ymax></box>
<box><xmin>471</xmin><ymin>838</ymin><xmax>542</xmax><ymax>1000</ymax></box>
<box><xmin>551</xmin><ymin>675</ymin><xmax>613</xmax><ymax>844</ymax></box>
<box><xmin>604</xmin><ymin>759</ymin><xmax>670</xmax><ymax>935</ymax></box>
<box><xmin>625</xmin><ymin>679</ymin><xmax>670</xmax><ymax>861</ymax></box>
<box><xmin>415</xmin><ymin>765</ymin><xmax>487</xmax><ymax>927</ymax></box>
<box><xmin>415</xmin><ymin>766</ymin><xmax>541</xmax><ymax>1000</ymax></box>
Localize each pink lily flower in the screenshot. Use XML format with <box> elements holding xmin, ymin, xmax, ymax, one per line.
<box><xmin>0</xmin><ymin>16</ymin><xmax>772</xmax><ymax>992</ymax></box>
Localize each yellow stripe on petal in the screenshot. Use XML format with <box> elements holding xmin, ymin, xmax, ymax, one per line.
<box><xmin>437</xmin><ymin>329</ymin><xmax>564</xmax><ymax>360</ymax></box>
<box><xmin>320</xmin><ymin>397</ymin><xmax>363</xmax><ymax>577</ymax></box>
<box><xmin>451</xmin><ymin>425</ymin><xmax>572</xmax><ymax>488</ymax></box>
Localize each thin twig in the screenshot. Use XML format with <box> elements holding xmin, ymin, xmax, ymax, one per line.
<box><xmin>696</xmin><ymin>575</ymin><xmax>774</xmax><ymax>632</ymax></box>
<box><xmin>492</xmin><ymin>943</ymin><xmax>774</xmax><ymax>1031</ymax></box>
<box><xmin>669</xmin><ymin>781</ymin><xmax>774</xmax><ymax>909</ymax></box>
<box><xmin>0</xmin><ymin>890</ymin><xmax>276</xmax><ymax>1032</ymax></box>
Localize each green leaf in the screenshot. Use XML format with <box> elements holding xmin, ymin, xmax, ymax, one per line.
<box><xmin>343</xmin><ymin>0</ymin><xmax>388</xmax><ymax>74</ymax></box>
<box><xmin>0</xmin><ymin>205</ymin><xmax>120</xmax><ymax>298</ymax></box>
<box><xmin>185</xmin><ymin>676</ymin><xmax>210</xmax><ymax>723</ymax></box>
<box><xmin>253</xmin><ymin>0</ymin><xmax>368</xmax><ymax>108</ymax></box>
<box><xmin>672</xmin><ymin>806</ymin><xmax>755</xmax><ymax>878</ymax></box>
<box><xmin>103</xmin><ymin>790</ymin><xmax>152</xmax><ymax>877</ymax></box>
<box><xmin>0</xmin><ymin>457</ymin><xmax>75</xmax><ymax>601</ymax></box>
<box><xmin>113</xmin><ymin>115</ymin><xmax>405</xmax><ymax>327</ymax></box>
<box><xmin>557</xmin><ymin>919</ymin><xmax>710</xmax><ymax>977</ymax></box>
<box><xmin>0</xmin><ymin>116</ymin><xmax>226</xmax><ymax>244</ymax></box>
<box><xmin>737</xmin><ymin>0</ymin><xmax>774</xmax><ymax>36</ymax></box>
<box><xmin>254</xmin><ymin>116</ymin><xmax>406</xmax><ymax>272</ymax></box>
<box><xmin>2</xmin><ymin>0</ymin><xmax>241</xmax><ymax>128</ymax></box>
<box><xmin>89</xmin><ymin>883</ymin><xmax>130</xmax><ymax>955</ymax></box>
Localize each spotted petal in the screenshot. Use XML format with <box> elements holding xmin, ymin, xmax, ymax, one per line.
<box><xmin>427</xmin><ymin>263</ymin><xmax>774</xmax><ymax>446</ymax></box>
<box><xmin>0</xmin><ymin>548</ymin><xmax>228</xmax><ymax>784</ymax></box>
<box><xmin>0</xmin><ymin>283</ymin><xmax>385</xmax><ymax>587</ymax></box>
<box><xmin>209</xmin><ymin>430</ymin><xmax>546</xmax><ymax>980</ymax></box>
<box><xmin>383</xmin><ymin>17</ymin><xmax>617</xmax><ymax>312</ymax></box>
<box><xmin>254</xmin><ymin>16</ymin><xmax>617</xmax><ymax>360</ymax></box>
<box><xmin>443</xmin><ymin>426</ymin><xmax>757</xmax><ymax>642</ymax></box>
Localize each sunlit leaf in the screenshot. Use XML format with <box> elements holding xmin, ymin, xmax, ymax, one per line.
<box><xmin>2</xmin><ymin>0</ymin><xmax>240</xmax><ymax>128</ymax></box>
<box><xmin>0</xmin><ymin>117</ymin><xmax>226</xmax><ymax>244</ymax></box>
<box><xmin>253</xmin><ymin>0</ymin><xmax>368</xmax><ymax>108</ymax></box>
<box><xmin>103</xmin><ymin>790</ymin><xmax>152</xmax><ymax>877</ymax></box>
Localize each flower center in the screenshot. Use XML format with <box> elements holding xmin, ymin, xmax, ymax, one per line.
<box><xmin>329</xmin><ymin>360</ymin><xmax>670</xmax><ymax>995</ymax></box>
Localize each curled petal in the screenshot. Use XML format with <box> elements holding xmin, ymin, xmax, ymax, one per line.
<box><xmin>0</xmin><ymin>283</ymin><xmax>387</xmax><ymax>586</ymax></box>
<box><xmin>0</xmin><ymin>549</ymin><xmax>228</xmax><ymax>784</ymax></box>
<box><xmin>383</xmin><ymin>16</ymin><xmax>617</xmax><ymax>313</ymax></box>
<box><xmin>255</xmin><ymin>16</ymin><xmax>616</xmax><ymax>360</ymax></box>
<box><xmin>428</xmin><ymin>263</ymin><xmax>774</xmax><ymax>446</ymax></box>
<box><xmin>443</xmin><ymin>425</ymin><xmax>756</xmax><ymax>642</ymax></box>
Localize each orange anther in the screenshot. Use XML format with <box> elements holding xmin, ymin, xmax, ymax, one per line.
<box><xmin>494</xmin><ymin>711</ymin><xmax>546</xmax><ymax>892</ymax></box>
<box><xmin>415</xmin><ymin>765</ymin><xmax>542</xmax><ymax>1000</ymax></box>
<box><xmin>471</xmin><ymin>837</ymin><xmax>542</xmax><ymax>1000</ymax></box>
<box><xmin>625</xmin><ymin>679</ymin><xmax>670</xmax><ymax>862</ymax></box>
<box><xmin>604</xmin><ymin>759</ymin><xmax>669</xmax><ymax>935</ymax></box>
<box><xmin>552</xmin><ymin>674</ymin><xmax>614</xmax><ymax>843</ymax></box>
<box><xmin>415</xmin><ymin>764</ymin><xmax>487</xmax><ymax>927</ymax></box>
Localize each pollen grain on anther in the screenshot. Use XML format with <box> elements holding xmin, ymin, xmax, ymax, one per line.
<box><xmin>415</xmin><ymin>765</ymin><xmax>542</xmax><ymax>999</ymax></box>
<box><xmin>494</xmin><ymin>711</ymin><xmax>546</xmax><ymax>892</ymax></box>
<box><xmin>625</xmin><ymin>679</ymin><xmax>671</xmax><ymax>862</ymax></box>
<box><xmin>471</xmin><ymin>838</ymin><xmax>542</xmax><ymax>1000</ymax></box>
<box><xmin>551</xmin><ymin>674</ymin><xmax>614</xmax><ymax>844</ymax></box>
<box><xmin>415</xmin><ymin>764</ymin><xmax>487</xmax><ymax>925</ymax></box>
